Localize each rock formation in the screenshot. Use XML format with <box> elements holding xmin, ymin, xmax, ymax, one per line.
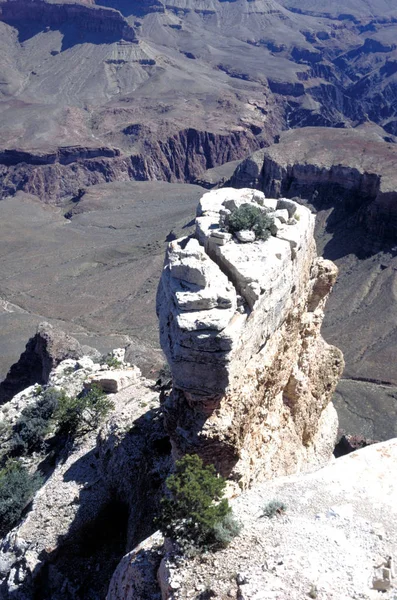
<box><xmin>157</xmin><ymin>187</ymin><xmax>344</xmax><ymax>488</ymax></box>
<box><xmin>0</xmin><ymin>348</ymin><xmax>170</xmax><ymax>598</ymax></box>
<box><xmin>228</xmin><ymin>127</ymin><xmax>397</xmax><ymax>442</ymax></box>
<box><xmin>0</xmin><ymin>322</ymin><xmax>100</xmax><ymax>404</ymax></box>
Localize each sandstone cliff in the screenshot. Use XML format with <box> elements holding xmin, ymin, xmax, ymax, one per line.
<box><xmin>157</xmin><ymin>187</ymin><xmax>344</xmax><ymax>489</ymax></box>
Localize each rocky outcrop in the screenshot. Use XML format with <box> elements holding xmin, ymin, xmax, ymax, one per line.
<box><xmin>157</xmin><ymin>187</ymin><xmax>344</xmax><ymax>489</ymax></box>
<box><xmin>230</xmin><ymin>127</ymin><xmax>397</xmax><ymax>239</ymax></box>
<box><xmin>0</xmin><ymin>322</ymin><xmax>100</xmax><ymax>404</ymax></box>
<box><xmin>0</xmin><ymin>129</ymin><xmax>261</xmax><ymax>203</ymax></box>
<box><xmin>0</xmin><ymin>0</ymin><xmax>136</xmax><ymax>41</ymax></box>
<box><xmin>0</xmin><ymin>351</ymin><xmax>170</xmax><ymax>599</ymax></box>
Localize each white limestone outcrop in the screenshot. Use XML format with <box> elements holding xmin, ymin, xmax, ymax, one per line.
<box><xmin>157</xmin><ymin>188</ymin><xmax>344</xmax><ymax>488</ymax></box>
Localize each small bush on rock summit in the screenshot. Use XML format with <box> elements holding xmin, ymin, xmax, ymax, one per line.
<box><xmin>157</xmin><ymin>454</ymin><xmax>241</xmax><ymax>552</ymax></box>
<box><xmin>227</xmin><ymin>204</ymin><xmax>273</xmax><ymax>241</ymax></box>
<box><xmin>103</xmin><ymin>354</ymin><xmax>122</xmax><ymax>369</ymax></box>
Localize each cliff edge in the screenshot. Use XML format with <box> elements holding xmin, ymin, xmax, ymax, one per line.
<box><xmin>157</xmin><ymin>188</ymin><xmax>344</xmax><ymax>489</ymax></box>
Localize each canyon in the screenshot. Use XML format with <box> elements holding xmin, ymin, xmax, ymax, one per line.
<box><xmin>0</xmin><ymin>0</ymin><xmax>396</xmax><ymax>597</ymax></box>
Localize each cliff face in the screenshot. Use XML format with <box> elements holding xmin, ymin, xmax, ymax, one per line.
<box><xmin>0</xmin><ymin>129</ymin><xmax>261</xmax><ymax>203</ymax></box>
<box><xmin>0</xmin><ymin>0</ymin><xmax>136</xmax><ymax>41</ymax></box>
<box><xmin>157</xmin><ymin>187</ymin><xmax>344</xmax><ymax>489</ymax></box>
<box><xmin>229</xmin><ymin>127</ymin><xmax>397</xmax><ymax>239</ymax></box>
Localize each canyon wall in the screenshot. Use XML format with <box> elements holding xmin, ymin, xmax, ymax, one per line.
<box><xmin>157</xmin><ymin>187</ymin><xmax>344</xmax><ymax>489</ymax></box>
<box><xmin>230</xmin><ymin>127</ymin><xmax>397</xmax><ymax>239</ymax></box>
<box><xmin>0</xmin><ymin>0</ymin><xmax>136</xmax><ymax>41</ymax></box>
<box><xmin>0</xmin><ymin>129</ymin><xmax>261</xmax><ymax>203</ymax></box>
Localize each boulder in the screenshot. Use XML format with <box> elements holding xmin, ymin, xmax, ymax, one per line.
<box><xmin>84</xmin><ymin>367</ymin><xmax>141</xmax><ymax>393</ymax></box>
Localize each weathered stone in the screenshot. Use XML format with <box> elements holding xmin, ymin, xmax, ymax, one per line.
<box><xmin>84</xmin><ymin>368</ymin><xmax>140</xmax><ymax>393</ymax></box>
<box><xmin>276</xmin><ymin>198</ymin><xmax>298</xmax><ymax>217</ymax></box>
<box><xmin>157</xmin><ymin>188</ymin><xmax>344</xmax><ymax>489</ymax></box>
<box><xmin>235</xmin><ymin>230</ymin><xmax>256</xmax><ymax>243</ymax></box>
<box><xmin>274</xmin><ymin>209</ymin><xmax>289</xmax><ymax>223</ymax></box>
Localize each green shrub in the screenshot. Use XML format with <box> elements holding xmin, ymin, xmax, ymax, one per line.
<box><xmin>0</xmin><ymin>461</ymin><xmax>42</xmax><ymax>536</ymax></box>
<box><xmin>261</xmin><ymin>499</ymin><xmax>287</xmax><ymax>518</ymax></box>
<box><xmin>103</xmin><ymin>355</ymin><xmax>122</xmax><ymax>369</ymax></box>
<box><xmin>212</xmin><ymin>512</ymin><xmax>242</xmax><ymax>547</ymax></box>
<box><xmin>157</xmin><ymin>454</ymin><xmax>240</xmax><ymax>551</ymax></box>
<box><xmin>63</xmin><ymin>366</ymin><xmax>76</xmax><ymax>376</ymax></box>
<box><xmin>227</xmin><ymin>204</ymin><xmax>273</xmax><ymax>241</ymax></box>
<box><xmin>55</xmin><ymin>384</ymin><xmax>114</xmax><ymax>436</ymax></box>
<box><xmin>10</xmin><ymin>388</ymin><xmax>61</xmax><ymax>456</ymax></box>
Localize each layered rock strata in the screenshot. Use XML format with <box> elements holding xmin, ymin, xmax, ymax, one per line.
<box><xmin>0</xmin><ymin>0</ymin><xmax>136</xmax><ymax>42</ymax></box>
<box><xmin>0</xmin><ymin>129</ymin><xmax>261</xmax><ymax>203</ymax></box>
<box><xmin>157</xmin><ymin>187</ymin><xmax>344</xmax><ymax>488</ymax></box>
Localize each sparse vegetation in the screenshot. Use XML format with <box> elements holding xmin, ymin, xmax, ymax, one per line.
<box><xmin>10</xmin><ymin>388</ymin><xmax>62</xmax><ymax>456</ymax></box>
<box><xmin>261</xmin><ymin>499</ymin><xmax>287</xmax><ymax>518</ymax></box>
<box><xmin>157</xmin><ymin>454</ymin><xmax>241</xmax><ymax>552</ymax></box>
<box><xmin>212</xmin><ymin>512</ymin><xmax>242</xmax><ymax>547</ymax></box>
<box><xmin>0</xmin><ymin>460</ymin><xmax>42</xmax><ymax>536</ymax></box>
<box><xmin>55</xmin><ymin>384</ymin><xmax>114</xmax><ymax>436</ymax></box>
<box><xmin>227</xmin><ymin>204</ymin><xmax>273</xmax><ymax>241</ymax></box>
<box><xmin>0</xmin><ymin>381</ymin><xmax>115</xmax><ymax>538</ymax></box>
<box><xmin>103</xmin><ymin>354</ymin><xmax>122</xmax><ymax>369</ymax></box>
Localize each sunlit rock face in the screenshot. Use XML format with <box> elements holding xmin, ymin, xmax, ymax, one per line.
<box><xmin>157</xmin><ymin>188</ymin><xmax>344</xmax><ymax>489</ymax></box>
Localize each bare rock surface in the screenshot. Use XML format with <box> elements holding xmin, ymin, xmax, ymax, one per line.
<box><xmin>157</xmin><ymin>188</ymin><xmax>344</xmax><ymax>488</ymax></box>
<box><xmin>152</xmin><ymin>439</ymin><xmax>397</xmax><ymax>600</ymax></box>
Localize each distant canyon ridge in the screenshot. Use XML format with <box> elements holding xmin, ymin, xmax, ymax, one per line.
<box><xmin>1</xmin><ymin>0</ymin><xmax>397</xmax><ymax>201</ymax></box>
